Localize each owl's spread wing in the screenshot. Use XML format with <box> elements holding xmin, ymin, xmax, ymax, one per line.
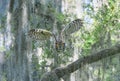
<box><xmin>61</xmin><ymin>19</ymin><xmax>83</xmax><ymax>38</ymax></box>
<box><xmin>28</xmin><ymin>29</ymin><xmax>53</xmax><ymax>40</ymax></box>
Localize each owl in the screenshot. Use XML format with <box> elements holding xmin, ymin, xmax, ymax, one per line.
<box><xmin>28</xmin><ymin>19</ymin><xmax>83</xmax><ymax>51</ymax></box>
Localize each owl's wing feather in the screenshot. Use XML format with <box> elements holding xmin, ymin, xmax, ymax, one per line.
<box><xmin>28</xmin><ymin>29</ymin><xmax>53</xmax><ymax>40</ymax></box>
<box><xmin>61</xmin><ymin>19</ymin><xmax>83</xmax><ymax>38</ymax></box>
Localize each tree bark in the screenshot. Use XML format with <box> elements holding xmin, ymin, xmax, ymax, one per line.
<box><xmin>13</xmin><ymin>0</ymin><xmax>31</xmax><ymax>81</ymax></box>
<box><xmin>4</xmin><ymin>0</ymin><xmax>15</xmax><ymax>80</ymax></box>
<box><xmin>8</xmin><ymin>0</ymin><xmax>15</xmax><ymax>13</ymax></box>
<box><xmin>40</xmin><ymin>44</ymin><xmax>120</xmax><ymax>81</ymax></box>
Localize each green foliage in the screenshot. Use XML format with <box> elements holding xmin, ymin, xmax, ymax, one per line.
<box><xmin>30</xmin><ymin>0</ymin><xmax>120</xmax><ymax>80</ymax></box>
<box><xmin>30</xmin><ymin>1</ymin><xmax>79</xmax><ymax>69</ymax></box>
<box><xmin>82</xmin><ymin>0</ymin><xmax>120</xmax><ymax>55</ymax></box>
<box><xmin>0</xmin><ymin>46</ymin><xmax>5</xmax><ymax>52</ymax></box>
<box><xmin>81</xmin><ymin>0</ymin><xmax>120</xmax><ymax>81</ymax></box>
<box><xmin>55</xmin><ymin>12</ymin><xmax>66</xmax><ymax>23</ymax></box>
<box><xmin>1</xmin><ymin>73</ymin><xmax>7</xmax><ymax>81</ymax></box>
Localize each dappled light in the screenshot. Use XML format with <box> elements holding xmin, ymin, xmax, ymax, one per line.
<box><xmin>5</xmin><ymin>11</ymin><xmax>12</xmax><ymax>50</ymax></box>
<box><xmin>0</xmin><ymin>0</ymin><xmax>120</xmax><ymax>81</ymax></box>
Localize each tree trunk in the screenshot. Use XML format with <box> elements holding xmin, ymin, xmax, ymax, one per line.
<box><xmin>4</xmin><ymin>0</ymin><xmax>32</xmax><ymax>81</ymax></box>
<box><xmin>14</xmin><ymin>0</ymin><xmax>31</xmax><ymax>81</ymax></box>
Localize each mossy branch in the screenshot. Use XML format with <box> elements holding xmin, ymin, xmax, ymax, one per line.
<box><xmin>40</xmin><ymin>44</ymin><xmax>120</xmax><ymax>81</ymax></box>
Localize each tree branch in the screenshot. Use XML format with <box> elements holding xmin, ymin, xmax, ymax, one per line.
<box><xmin>40</xmin><ymin>44</ymin><xmax>120</xmax><ymax>81</ymax></box>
